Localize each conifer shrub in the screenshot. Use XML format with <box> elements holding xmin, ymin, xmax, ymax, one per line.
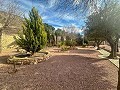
<box><xmin>14</xmin><ymin>7</ymin><xmax>47</xmax><ymax>55</ymax></box>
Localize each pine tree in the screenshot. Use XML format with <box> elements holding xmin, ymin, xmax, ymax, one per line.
<box><xmin>15</xmin><ymin>7</ymin><xmax>47</xmax><ymax>55</ymax></box>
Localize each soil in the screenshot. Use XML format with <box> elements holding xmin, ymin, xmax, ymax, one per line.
<box><xmin>0</xmin><ymin>47</ymin><xmax>118</xmax><ymax>90</ymax></box>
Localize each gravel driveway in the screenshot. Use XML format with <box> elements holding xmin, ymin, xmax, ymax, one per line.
<box><xmin>0</xmin><ymin>47</ymin><xmax>118</xmax><ymax>90</ymax></box>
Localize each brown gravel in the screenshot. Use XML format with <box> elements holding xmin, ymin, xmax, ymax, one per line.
<box><xmin>0</xmin><ymin>47</ymin><xmax>118</xmax><ymax>90</ymax></box>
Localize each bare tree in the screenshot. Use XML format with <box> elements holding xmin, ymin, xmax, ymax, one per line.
<box><xmin>0</xmin><ymin>0</ymin><xmax>23</xmax><ymax>52</ymax></box>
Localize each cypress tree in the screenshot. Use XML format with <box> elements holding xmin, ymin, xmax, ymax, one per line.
<box><xmin>15</xmin><ymin>7</ymin><xmax>47</xmax><ymax>55</ymax></box>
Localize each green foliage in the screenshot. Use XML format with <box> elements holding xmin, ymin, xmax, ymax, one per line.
<box><xmin>44</xmin><ymin>23</ymin><xmax>55</xmax><ymax>35</ymax></box>
<box><xmin>55</xmin><ymin>28</ymin><xmax>64</xmax><ymax>45</ymax></box>
<box><xmin>65</xmin><ymin>40</ymin><xmax>76</xmax><ymax>47</ymax></box>
<box><xmin>82</xmin><ymin>43</ymin><xmax>87</xmax><ymax>48</ymax></box>
<box><xmin>14</xmin><ymin>7</ymin><xmax>47</xmax><ymax>54</ymax></box>
<box><xmin>65</xmin><ymin>40</ymin><xmax>72</xmax><ymax>46</ymax></box>
<box><xmin>61</xmin><ymin>45</ymin><xmax>69</xmax><ymax>51</ymax></box>
<box><xmin>86</xmin><ymin>2</ymin><xmax>120</xmax><ymax>40</ymax></box>
<box><xmin>76</xmin><ymin>34</ymin><xmax>88</xmax><ymax>46</ymax></box>
<box><xmin>44</xmin><ymin>23</ymin><xmax>55</xmax><ymax>46</ymax></box>
<box><xmin>55</xmin><ymin>28</ymin><xmax>62</xmax><ymax>36</ymax></box>
<box><xmin>65</xmin><ymin>35</ymin><xmax>77</xmax><ymax>47</ymax></box>
<box><xmin>76</xmin><ymin>34</ymin><xmax>82</xmax><ymax>45</ymax></box>
<box><xmin>57</xmin><ymin>41</ymin><xmax>64</xmax><ymax>48</ymax></box>
<box><xmin>61</xmin><ymin>36</ymin><xmax>64</xmax><ymax>42</ymax></box>
<box><xmin>83</xmin><ymin>38</ymin><xmax>88</xmax><ymax>45</ymax></box>
<box><xmin>86</xmin><ymin>1</ymin><xmax>120</xmax><ymax>58</ymax></box>
<box><xmin>66</xmin><ymin>36</ymin><xmax>71</xmax><ymax>41</ymax></box>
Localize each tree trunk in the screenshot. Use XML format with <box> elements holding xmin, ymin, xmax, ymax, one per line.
<box><xmin>53</xmin><ymin>35</ymin><xmax>56</xmax><ymax>46</ymax></box>
<box><xmin>56</xmin><ymin>35</ymin><xmax>58</xmax><ymax>45</ymax></box>
<box><xmin>96</xmin><ymin>40</ymin><xmax>102</xmax><ymax>50</ymax></box>
<box><xmin>0</xmin><ymin>29</ymin><xmax>2</xmax><ymax>53</ymax></box>
<box><xmin>117</xmin><ymin>43</ymin><xmax>119</xmax><ymax>52</ymax></box>
<box><xmin>97</xmin><ymin>43</ymin><xmax>100</xmax><ymax>50</ymax></box>
<box><xmin>108</xmin><ymin>43</ymin><xmax>117</xmax><ymax>59</ymax></box>
<box><xmin>106</xmin><ymin>37</ymin><xmax>118</xmax><ymax>59</ymax></box>
<box><xmin>117</xmin><ymin>58</ymin><xmax>120</xmax><ymax>90</ymax></box>
<box><xmin>48</xmin><ymin>38</ymin><xmax>51</xmax><ymax>46</ymax></box>
<box><xmin>117</xmin><ymin>40</ymin><xmax>119</xmax><ymax>52</ymax></box>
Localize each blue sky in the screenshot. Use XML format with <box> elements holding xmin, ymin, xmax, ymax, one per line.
<box><xmin>17</xmin><ymin>0</ymin><xmax>86</xmax><ymax>31</ymax></box>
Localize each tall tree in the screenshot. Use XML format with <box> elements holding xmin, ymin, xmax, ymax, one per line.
<box><xmin>55</xmin><ymin>28</ymin><xmax>62</xmax><ymax>45</ymax></box>
<box><xmin>85</xmin><ymin>2</ymin><xmax>120</xmax><ymax>89</ymax></box>
<box><xmin>86</xmin><ymin>29</ymin><xmax>105</xmax><ymax>50</ymax></box>
<box><xmin>86</xmin><ymin>1</ymin><xmax>120</xmax><ymax>58</ymax></box>
<box><xmin>44</xmin><ymin>23</ymin><xmax>55</xmax><ymax>46</ymax></box>
<box><xmin>15</xmin><ymin>7</ymin><xmax>47</xmax><ymax>55</ymax></box>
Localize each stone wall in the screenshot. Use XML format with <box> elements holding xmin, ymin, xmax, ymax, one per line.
<box><xmin>1</xmin><ymin>33</ymin><xmax>16</xmax><ymax>51</ymax></box>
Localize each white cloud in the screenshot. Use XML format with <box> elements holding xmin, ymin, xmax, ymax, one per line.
<box><xmin>73</xmin><ymin>0</ymin><xmax>81</xmax><ymax>5</ymax></box>
<box><xmin>62</xmin><ymin>24</ymin><xmax>82</xmax><ymax>33</ymax></box>
<box><xmin>16</xmin><ymin>0</ymin><xmax>85</xmax><ymax>30</ymax></box>
<box><xmin>48</xmin><ymin>0</ymin><xmax>58</xmax><ymax>8</ymax></box>
<box><xmin>42</xmin><ymin>15</ymin><xmax>48</xmax><ymax>20</ymax></box>
<box><xmin>62</xmin><ymin>14</ymin><xmax>75</xmax><ymax>21</ymax></box>
<box><xmin>39</xmin><ymin>3</ymin><xmax>45</xmax><ymax>9</ymax></box>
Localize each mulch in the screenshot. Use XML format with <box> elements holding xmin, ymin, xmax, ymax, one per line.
<box><xmin>0</xmin><ymin>47</ymin><xmax>118</xmax><ymax>90</ymax></box>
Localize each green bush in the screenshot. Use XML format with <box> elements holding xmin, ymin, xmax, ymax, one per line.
<box><xmin>65</xmin><ymin>40</ymin><xmax>76</xmax><ymax>47</ymax></box>
<box><xmin>14</xmin><ymin>7</ymin><xmax>47</xmax><ymax>55</ymax></box>
<box><xmin>82</xmin><ymin>43</ymin><xmax>87</xmax><ymax>48</ymax></box>
<box><xmin>61</xmin><ymin>45</ymin><xmax>69</xmax><ymax>51</ymax></box>
<box><xmin>57</xmin><ymin>41</ymin><xmax>65</xmax><ymax>47</ymax></box>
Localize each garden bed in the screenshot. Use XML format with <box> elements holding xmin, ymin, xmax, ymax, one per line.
<box><xmin>7</xmin><ymin>52</ymin><xmax>51</xmax><ymax>65</ymax></box>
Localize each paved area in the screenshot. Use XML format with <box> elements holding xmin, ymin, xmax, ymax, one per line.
<box><xmin>99</xmin><ymin>45</ymin><xmax>119</xmax><ymax>68</ymax></box>
<box><xmin>0</xmin><ymin>47</ymin><xmax>118</xmax><ymax>90</ymax></box>
<box><xmin>98</xmin><ymin>49</ymin><xmax>119</xmax><ymax>68</ymax></box>
<box><xmin>101</xmin><ymin>45</ymin><xmax>120</xmax><ymax>56</ymax></box>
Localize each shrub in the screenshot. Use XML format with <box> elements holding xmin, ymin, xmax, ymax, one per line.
<box><xmin>82</xmin><ymin>43</ymin><xmax>87</xmax><ymax>48</ymax></box>
<box><xmin>65</xmin><ymin>40</ymin><xmax>76</xmax><ymax>47</ymax></box>
<box><xmin>14</xmin><ymin>7</ymin><xmax>47</xmax><ymax>55</ymax></box>
<box><xmin>61</xmin><ymin>45</ymin><xmax>69</xmax><ymax>51</ymax></box>
<box><xmin>57</xmin><ymin>41</ymin><xmax>65</xmax><ymax>47</ymax></box>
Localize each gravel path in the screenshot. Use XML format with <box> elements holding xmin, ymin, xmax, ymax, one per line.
<box><xmin>0</xmin><ymin>47</ymin><xmax>118</xmax><ymax>90</ymax></box>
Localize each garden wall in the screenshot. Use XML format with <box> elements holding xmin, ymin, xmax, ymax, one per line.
<box><xmin>1</xmin><ymin>33</ymin><xmax>16</xmax><ymax>51</ymax></box>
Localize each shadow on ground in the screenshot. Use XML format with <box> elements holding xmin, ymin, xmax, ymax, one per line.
<box><xmin>0</xmin><ymin>55</ymin><xmax>9</xmax><ymax>64</ymax></box>
<box><xmin>69</xmin><ymin>49</ymin><xmax>97</xmax><ymax>54</ymax></box>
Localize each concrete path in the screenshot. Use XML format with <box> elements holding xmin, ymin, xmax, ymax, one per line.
<box><xmin>100</xmin><ymin>45</ymin><xmax>120</xmax><ymax>56</ymax></box>
<box><xmin>0</xmin><ymin>47</ymin><xmax>118</xmax><ymax>90</ymax></box>
<box><xmin>98</xmin><ymin>47</ymin><xmax>119</xmax><ymax>68</ymax></box>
